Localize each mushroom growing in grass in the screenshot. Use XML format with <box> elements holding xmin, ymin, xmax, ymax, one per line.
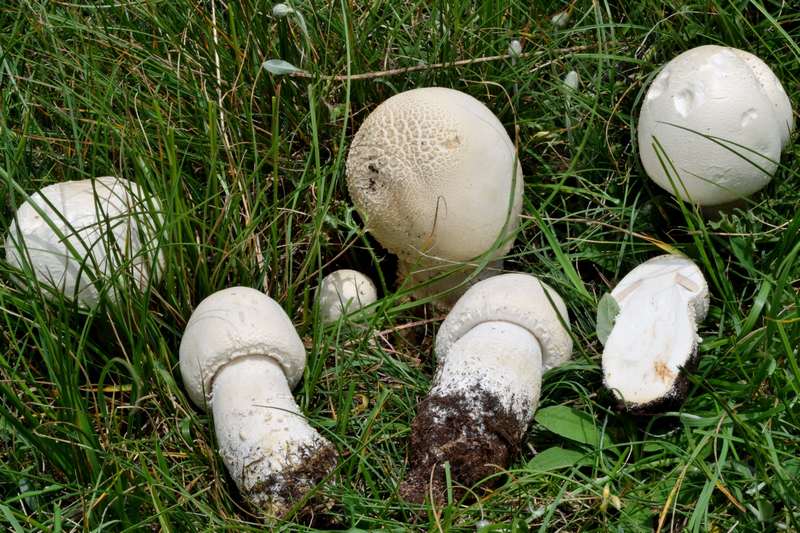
<box><xmin>400</xmin><ymin>273</ymin><xmax>572</xmax><ymax>503</ymax></box>
<box><xmin>179</xmin><ymin>287</ymin><xmax>337</xmax><ymax>517</ymax></box>
<box><xmin>4</xmin><ymin>177</ymin><xmax>163</xmax><ymax>306</ymax></box>
<box><xmin>346</xmin><ymin>87</ymin><xmax>524</xmax><ymax>307</ymax></box>
<box><xmin>316</xmin><ymin>269</ymin><xmax>377</xmax><ymax>324</ymax></box>
<box><xmin>638</xmin><ymin>45</ymin><xmax>794</xmax><ymax>206</ymax></box>
<box><xmin>600</xmin><ymin>255</ymin><xmax>709</xmax><ymax>412</ymax></box>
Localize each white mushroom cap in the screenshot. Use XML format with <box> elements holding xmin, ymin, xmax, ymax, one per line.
<box><xmin>435</xmin><ymin>273</ymin><xmax>572</xmax><ymax>371</ymax></box>
<box><xmin>179</xmin><ymin>287</ymin><xmax>306</xmax><ymax>408</ymax></box>
<box><xmin>638</xmin><ymin>45</ymin><xmax>794</xmax><ymax>205</ymax></box>
<box><xmin>4</xmin><ymin>177</ymin><xmax>163</xmax><ymax>306</ymax></box>
<box><xmin>346</xmin><ymin>87</ymin><xmax>524</xmax><ymax>269</ymax></box>
<box><xmin>317</xmin><ymin>269</ymin><xmax>377</xmax><ymax>324</ymax></box>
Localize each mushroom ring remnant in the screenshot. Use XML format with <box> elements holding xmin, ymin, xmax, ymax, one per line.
<box><xmin>179</xmin><ymin>287</ymin><xmax>337</xmax><ymax>517</ymax></box>
<box><xmin>400</xmin><ymin>273</ymin><xmax>572</xmax><ymax>503</ymax></box>
<box><xmin>601</xmin><ymin>255</ymin><xmax>710</xmax><ymax>412</ymax></box>
<box><xmin>346</xmin><ymin>87</ymin><xmax>524</xmax><ymax>306</ymax></box>
<box><xmin>4</xmin><ymin>177</ymin><xmax>163</xmax><ymax>306</ymax></box>
<box><xmin>638</xmin><ymin>45</ymin><xmax>794</xmax><ymax>206</ymax></box>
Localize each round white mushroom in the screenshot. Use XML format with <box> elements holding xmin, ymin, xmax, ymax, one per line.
<box><xmin>4</xmin><ymin>176</ymin><xmax>163</xmax><ymax>306</ymax></box>
<box><xmin>638</xmin><ymin>45</ymin><xmax>794</xmax><ymax>206</ymax></box>
<box><xmin>346</xmin><ymin>87</ymin><xmax>524</xmax><ymax>306</ymax></box>
<box><xmin>601</xmin><ymin>254</ymin><xmax>710</xmax><ymax>411</ymax></box>
<box><xmin>179</xmin><ymin>287</ymin><xmax>336</xmax><ymax>517</ymax></box>
<box><xmin>316</xmin><ymin>269</ymin><xmax>377</xmax><ymax>324</ymax></box>
<box><xmin>399</xmin><ymin>273</ymin><xmax>572</xmax><ymax>503</ymax></box>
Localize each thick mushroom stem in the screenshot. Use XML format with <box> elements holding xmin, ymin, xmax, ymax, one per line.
<box><xmin>400</xmin><ymin>321</ymin><xmax>542</xmax><ymax>503</ymax></box>
<box><xmin>211</xmin><ymin>356</ymin><xmax>337</xmax><ymax>517</ymax></box>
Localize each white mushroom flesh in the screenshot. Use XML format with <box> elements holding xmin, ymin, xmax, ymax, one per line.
<box><xmin>602</xmin><ymin>255</ymin><xmax>709</xmax><ymax>408</ymax></box>
<box><xmin>638</xmin><ymin>45</ymin><xmax>794</xmax><ymax>205</ymax></box>
<box><xmin>4</xmin><ymin>177</ymin><xmax>163</xmax><ymax>306</ymax></box>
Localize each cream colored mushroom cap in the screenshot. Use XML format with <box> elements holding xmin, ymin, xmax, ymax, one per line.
<box><xmin>317</xmin><ymin>269</ymin><xmax>378</xmax><ymax>324</ymax></box>
<box><xmin>435</xmin><ymin>273</ymin><xmax>572</xmax><ymax>372</ymax></box>
<box><xmin>346</xmin><ymin>87</ymin><xmax>524</xmax><ymax>265</ymax></box>
<box><xmin>638</xmin><ymin>45</ymin><xmax>794</xmax><ymax>205</ymax></box>
<box><xmin>179</xmin><ymin>287</ymin><xmax>306</xmax><ymax>409</ymax></box>
<box><xmin>4</xmin><ymin>176</ymin><xmax>163</xmax><ymax>306</ymax></box>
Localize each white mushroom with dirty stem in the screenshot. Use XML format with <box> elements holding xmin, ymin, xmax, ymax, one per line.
<box><xmin>601</xmin><ymin>254</ymin><xmax>710</xmax><ymax>412</ymax></box>
<box><xmin>638</xmin><ymin>45</ymin><xmax>794</xmax><ymax>206</ymax></box>
<box><xmin>346</xmin><ymin>87</ymin><xmax>524</xmax><ymax>307</ymax></box>
<box><xmin>399</xmin><ymin>273</ymin><xmax>572</xmax><ymax>503</ymax></box>
<box><xmin>179</xmin><ymin>287</ymin><xmax>337</xmax><ymax>517</ymax></box>
<box><xmin>4</xmin><ymin>176</ymin><xmax>163</xmax><ymax>306</ymax></box>
<box><xmin>316</xmin><ymin>269</ymin><xmax>377</xmax><ymax>324</ymax></box>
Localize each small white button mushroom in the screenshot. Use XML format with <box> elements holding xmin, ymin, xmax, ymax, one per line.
<box><xmin>316</xmin><ymin>269</ymin><xmax>377</xmax><ymax>324</ymax></box>
<box><xmin>638</xmin><ymin>45</ymin><xmax>794</xmax><ymax>206</ymax></box>
<box><xmin>346</xmin><ymin>87</ymin><xmax>524</xmax><ymax>307</ymax></box>
<box><xmin>4</xmin><ymin>177</ymin><xmax>163</xmax><ymax>306</ymax></box>
<box><xmin>179</xmin><ymin>287</ymin><xmax>336</xmax><ymax>517</ymax></box>
<box><xmin>399</xmin><ymin>273</ymin><xmax>572</xmax><ymax>503</ymax></box>
<box><xmin>601</xmin><ymin>255</ymin><xmax>710</xmax><ymax>412</ymax></box>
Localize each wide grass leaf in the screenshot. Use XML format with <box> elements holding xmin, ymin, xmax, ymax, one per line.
<box><xmin>534</xmin><ymin>406</ymin><xmax>610</xmax><ymax>448</ymax></box>
<box><xmin>526</xmin><ymin>446</ymin><xmax>589</xmax><ymax>472</ymax></box>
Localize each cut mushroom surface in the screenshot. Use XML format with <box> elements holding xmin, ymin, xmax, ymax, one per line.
<box><xmin>602</xmin><ymin>255</ymin><xmax>709</xmax><ymax>410</ymax></box>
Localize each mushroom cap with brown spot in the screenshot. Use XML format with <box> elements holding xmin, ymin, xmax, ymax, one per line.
<box><xmin>179</xmin><ymin>287</ymin><xmax>306</xmax><ymax>409</ymax></box>
<box><xmin>346</xmin><ymin>87</ymin><xmax>524</xmax><ymax>266</ymax></box>
<box><xmin>435</xmin><ymin>273</ymin><xmax>572</xmax><ymax>371</ymax></box>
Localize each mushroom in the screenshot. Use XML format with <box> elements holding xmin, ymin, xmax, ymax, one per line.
<box><xmin>317</xmin><ymin>269</ymin><xmax>377</xmax><ymax>324</ymax></box>
<box><xmin>346</xmin><ymin>87</ymin><xmax>524</xmax><ymax>307</ymax></box>
<box><xmin>4</xmin><ymin>177</ymin><xmax>163</xmax><ymax>306</ymax></box>
<box><xmin>399</xmin><ymin>273</ymin><xmax>572</xmax><ymax>503</ymax></box>
<box><xmin>179</xmin><ymin>287</ymin><xmax>337</xmax><ymax>517</ymax></box>
<box><xmin>601</xmin><ymin>255</ymin><xmax>709</xmax><ymax>412</ymax></box>
<box><xmin>638</xmin><ymin>45</ymin><xmax>794</xmax><ymax>206</ymax></box>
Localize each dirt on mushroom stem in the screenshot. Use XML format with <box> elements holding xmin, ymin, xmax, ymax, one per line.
<box><xmin>244</xmin><ymin>438</ymin><xmax>338</xmax><ymax>519</ymax></box>
<box><xmin>400</xmin><ymin>388</ymin><xmax>526</xmax><ymax>504</ymax></box>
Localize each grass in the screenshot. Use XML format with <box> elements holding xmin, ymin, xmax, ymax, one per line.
<box><xmin>1</xmin><ymin>0</ymin><xmax>799</xmax><ymax>530</ymax></box>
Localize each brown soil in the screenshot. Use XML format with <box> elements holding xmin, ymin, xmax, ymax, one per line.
<box><xmin>399</xmin><ymin>389</ymin><xmax>526</xmax><ymax>504</ymax></box>
<box><xmin>245</xmin><ymin>439</ymin><xmax>338</xmax><ymax>519</ymax></box>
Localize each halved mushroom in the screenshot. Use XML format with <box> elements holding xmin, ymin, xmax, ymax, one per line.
<box><xmin>601</xmin><ymin>255</ymin><xmax>710</xmax><ymax>411</ymax></box>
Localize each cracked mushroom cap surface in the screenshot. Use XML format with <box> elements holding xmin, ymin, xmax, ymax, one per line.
<box><xmin>638</xmin><ymin>45</ymin><xmax>794</xmax><ymax>205</ymax></box>
<box><xmin>4</xmin><ymin>176</ymin><xmax>163</xmax><ymax>306</ymax></box>
<box><xmin>346</xmin><ymin>87</ymin><xmax>524</xmax><ymax>266</ymax></box>
<box><xmin>179</xmin><ymin>287</ymin><xmax>306</xmax><ymax>408</ymax></box>
<box><xmin>435</xmin><ymin>273</ymin><xmax>572</xmax><ymax>371</ymax></box>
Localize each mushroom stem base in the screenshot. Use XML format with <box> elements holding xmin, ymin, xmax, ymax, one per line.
<box><xmin>211</xmin><ymin>356</ymin><xmax>337</xmax><ymax>517</ymax></box>
<box><xmin>400</xmin><ymin>321</ymin><xmax>542</xmax><ymax>503</ymax></box>
<box><xmin>399</xmin><ymin>390</ymin><xmax>524</xmax><ymax>504</ymax></box>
